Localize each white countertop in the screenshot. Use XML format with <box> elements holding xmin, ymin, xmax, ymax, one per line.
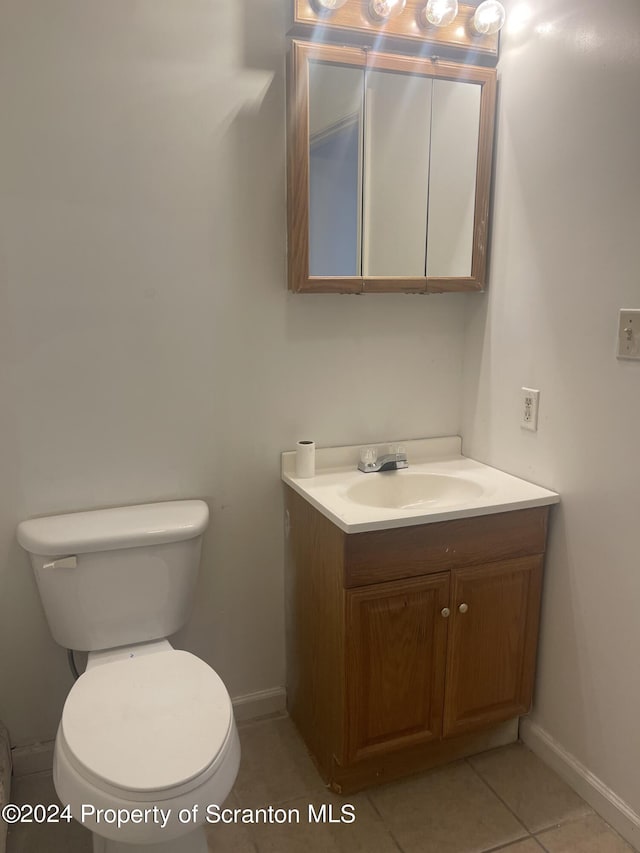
<box><xmin>281</xmin><ymin>437</ymin><xmax>559</xmax><ymax>533</ymax></box>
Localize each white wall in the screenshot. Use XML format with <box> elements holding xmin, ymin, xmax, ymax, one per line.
<box><xmin>0</xmin><ymin>0</ymin><xmax>466</xmax><ymax>746</ymax></box>
<box><xmin>462</xmin><ymin>0</ymin><xmax>640</xmax><ymax>820</ymax></box>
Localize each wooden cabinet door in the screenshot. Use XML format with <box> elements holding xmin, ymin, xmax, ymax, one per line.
<box><xmin>345</xmin><ymin>573</ymin><xmax>450</xmax><ymax>762</ymax></box>
<box><xmin>443</xmin><ymin>555</ymin><xmax>543</xmax><ymax>737</ymax></box>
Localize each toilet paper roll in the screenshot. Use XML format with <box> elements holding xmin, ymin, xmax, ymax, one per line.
<box><xmin>296</xmin><ymin>440</ymin><xmax>316</xmax><ymax>478</ymax></box>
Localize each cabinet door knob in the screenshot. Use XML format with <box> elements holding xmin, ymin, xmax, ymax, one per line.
<box><xmin>458</xmin><ymin>603</ymin><xmax>469</xmax><ymax>614</ymax></box>
<box><xmin>441</xmin><ymin>607</ymin><xmax>450</xmax><ymax>618</ymax></box>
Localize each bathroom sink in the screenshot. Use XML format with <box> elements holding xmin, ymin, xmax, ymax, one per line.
<box><xmin>344</xmin><ymin>472</ymin><xmax>484</xmax><ymax>510</ymax></box>
<box><xmin>282</xmin><ymin>436</ymin><xmax>560</xmax><ymax>533</ymax></box>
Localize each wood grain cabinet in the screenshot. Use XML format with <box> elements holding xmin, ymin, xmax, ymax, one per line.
<box><xmin>346</xmin><ymin>573</ymin><xmax>450</xmax><ymax>762</ymax></box>
<box><xmin>443</xmin><ymin>556</ymin><xmax>543</xmax><ymax>737</ymax></box>
<box><xmin>285</xmin><ymin>487</ymin><xmax>549</xmax><ymax>792</ymax></box>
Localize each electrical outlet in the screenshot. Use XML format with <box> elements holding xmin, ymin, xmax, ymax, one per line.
<box><xmin>617</xmin><ymin>309</ymin><xmax>640</xmax><ymax>360</ymax></box>
<box><xmin>521</xmin><ymin>387</ymin><xmax>540</xmax><ymax>432</ymax></box>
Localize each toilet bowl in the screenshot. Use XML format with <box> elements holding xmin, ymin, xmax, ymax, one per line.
<box><xmin>17</xmin><ymin>500</ymin><xmax>239</xmax><ymax>852</ymax></box>
<box><xmin>54</xmin><ymin>641</ymin><xmax>240</xmax><ymax>852</ymax></box>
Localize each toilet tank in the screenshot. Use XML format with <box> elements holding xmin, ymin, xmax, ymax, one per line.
<box><xmin>16</xmin><ymin>500</ymin><xmax>209</xmax><ymax>651</ymax></box>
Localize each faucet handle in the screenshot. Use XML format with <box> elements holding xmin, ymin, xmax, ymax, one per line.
<box><xmin>391</xmin><ymin>444</ymin><xmax>407</xmax><ymax>458</ymax></box>
<box><xmin>360</xmin><ymin>447</ymin><xmax>378</xmax><ymax>468</ymax></box>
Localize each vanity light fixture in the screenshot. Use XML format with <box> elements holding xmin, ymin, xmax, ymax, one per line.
<box><xmin>421</xmin><ymin>0</ymin><xmax>459</xmax><ymax>28</ymax></box>
<box><xmin>314</xmin><ymin>0</ymin><xmax>349</xmax><ymax>9</ymax></box>
<box><xmin>296</xmin><ymin>0</ymin><xmax>505</xmax><ymax>53</ymax></box>
<box><xmin>472</xmin><ymin>0</ymin><xmax>506</xmax><ymax>34</ymax></box>
<box><xmin>369</xmin><ymin>0</ymin><xmax>407</xmax><ymax>21</ymax></box>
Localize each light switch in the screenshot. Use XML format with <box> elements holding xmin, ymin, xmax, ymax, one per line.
<box><xmin>617</xmin><ymin>309</ymin><xmax>640</xmax><ymax>360</ymax></box>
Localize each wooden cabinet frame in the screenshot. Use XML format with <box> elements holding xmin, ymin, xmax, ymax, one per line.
<box><xmin>287</xmin><ymin>40</ymin><xmax>497</xmax><ymax>294</ymax></box>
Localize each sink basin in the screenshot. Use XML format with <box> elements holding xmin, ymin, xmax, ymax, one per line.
<box><xmin>344</xmin><ymin>472</ymin><xmax>484</xmax><ymax>510</ymax></box>
<box><xmin>282</xmin><ymin>437</ymin><xmax>560</xmax><ymax>533</ymax></box>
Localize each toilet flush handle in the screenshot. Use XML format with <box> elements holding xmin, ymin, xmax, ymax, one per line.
<box><xmin>42</xmin><ymin>556</ymin><xmax>78</xmax><ymax>570</ymax></box>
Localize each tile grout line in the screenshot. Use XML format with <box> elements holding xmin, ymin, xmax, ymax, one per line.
<box><xmin>386</xmin><ymin>828</ymin><xmax>410</xmax><ymax>853</ymax></box>
<box><xmin>474</xmin><ymin>833</ymin><xmax>534</xmax><ymax>853</ymax></box>
<box><xmin>464</xmin><ymin>755</ymin><xmax>613</xmax><ymax>847</ymax></box>
<box><xmin>464</xmin><ymin>756</ymin><xmax>532</xmax><ymax>842</ymax></box>
<box><xmin>363</xmin><ymin>790</ymin><xmax>408</xmax><ymax>853</ymax></box>
<box><xmin>525</xmin><ymin>809</ymin><xmax>599</xmax><ymax>838</ymax></box>
<box><xmin>227</xmin><ymin>785</ymin><xmax>409</xmax><ymax>853</ymax></box>
<box><xmin>246</xmin><ymin>782</ymin><xmax>408</xmax><ymax>853</ymax></box>
<box><xmin>533</xmin><ymin>831</ymin><xmax>552</xmax><ymax>853</ymax></box>
<box><xmin>481</xmin><ymin>835</ymin><xmax>547</xmax><ymax>853</ymax></box>
<box><xmin>364</xmin><ymin>789</ymin><xmax>384</xmax><ymax>821</ymax></box>
<box><xmin>533</xmin><ymin>812</ymin><xmax>638</xmax><ymax>852</ymax></box>
<box><xmin>357</xmin><ymin>768</ymin><xmax>532</xmax><ymax>853</ymax></box>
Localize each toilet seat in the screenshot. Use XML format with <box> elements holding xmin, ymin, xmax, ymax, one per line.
<box><xmin>61</xmin><ymin>649</ymin><xmax>232</xmax><ymax>798</ymax></box>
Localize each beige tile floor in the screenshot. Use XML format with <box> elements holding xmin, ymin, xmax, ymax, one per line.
<box><xmin>6</xmin><ymin>715</ymin><xmax>636</xmax><ymax>853</ymax></box>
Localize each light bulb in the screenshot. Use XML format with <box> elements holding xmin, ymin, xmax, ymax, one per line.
<box><xmin>314</xmin><ymin>0</ymin><xmax>348</xmax><ymax>10</ymax></box>
<box><xmin>472</xmin><ymin>0</ymin><xmax>506</xmax><ymax>34</ymax></box>
<box><xmin>422</xmin><ymin>0</ymin><xmax>458</xmax><ymax>27</ymax></box>
<box><xmin>369</xmin><ymin>0</ymin><xmax>407</xmax><ymax>21</ymax></box>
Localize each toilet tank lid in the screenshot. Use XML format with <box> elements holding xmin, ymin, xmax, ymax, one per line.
<box><xmin>16</xmin><ymin>500</ymin><xmax>209</xmax><ymax>556</ymax></box>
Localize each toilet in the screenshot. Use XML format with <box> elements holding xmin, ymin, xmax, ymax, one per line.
<box><xmin>17</xmin><ymin>500</ymin><xmax>240</xmax><ymax>853</ymax></box>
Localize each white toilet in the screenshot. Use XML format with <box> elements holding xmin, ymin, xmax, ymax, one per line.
<box><xmin>17</xmin><ymin>500</ymin><xmax>240</xmax><ymax>853</ymax></box>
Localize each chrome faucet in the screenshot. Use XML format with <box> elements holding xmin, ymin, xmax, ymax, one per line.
<box><xmin>358</xmin><ymin>449</ymin><xmax>408</xmax><ymax>473</ymax></box>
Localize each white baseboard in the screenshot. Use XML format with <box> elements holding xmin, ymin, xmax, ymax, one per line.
<box><xmin>520</xmin><ymin>718</ymin><xmax>640</xmax><ymax>850</ymax></box>
<box><xmin>232</xmin><ymin>687</ymin><xmax>286</xmax><ymax>723</ymax></box>
<box><xmin>11</xmin><ymin>742</ymin><xmax>55</xmax><ymax>778</ymax></box>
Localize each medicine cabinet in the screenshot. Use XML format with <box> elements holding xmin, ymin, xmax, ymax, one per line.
<box><xmin>287</xmin><ymin>40</ymin><xmax>497</xmax><ymax>293</ymax></box>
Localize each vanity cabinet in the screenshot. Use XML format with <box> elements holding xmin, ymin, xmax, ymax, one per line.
<box><xmin>285</xmin><ymin>487</ymin><xmax>549</xmax><ymax>792</ymax></box>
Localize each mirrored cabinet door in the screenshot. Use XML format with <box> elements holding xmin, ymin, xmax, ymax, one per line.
<box><xmin>427</xmin><ymin>80</ymin><xmax>482</xmax><ymax>279</ymax></box>
<box><xmin>308</xmin><ymin>62</ymin><xmax>364</xmax><ymax>278</ymax></box>
<box><xmin>363</xmin><ymin>70</ymin><xmax>431</xmax><ymax>278</ymax></box>
<box><xmin>288</xmin><ymin>40</ymin><xmax>497</xmax><ymax>294</ymax></box>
